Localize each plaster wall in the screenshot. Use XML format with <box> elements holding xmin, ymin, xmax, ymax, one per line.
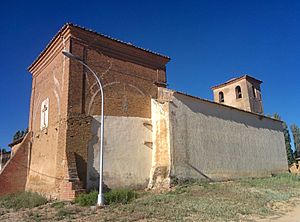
<box><xmin>87</xmin><ymin>116</ymin><xmax>152</xmax><ymax>190</ymax></box>
<box><xmin>170</xmin><ymin>92</ymin><xmax>288</xmax><ymax>181</ymax></box>
<box><xmin>148</xmin><ymin>99</ymin><xmax>171</xmax><ymax>188</ymax></box>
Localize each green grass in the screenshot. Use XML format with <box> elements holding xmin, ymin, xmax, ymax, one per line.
<box><xmin>104</xmin><ymin>188</ymin><xmax>137</xmax><ymax>205</ymax></box>
<box><xmin>75</xmin><ymin>191</ymin><xmax>98</xmax><ymax>206</ymax></box>
<box><xmin>75</xmin><ymin>188</ymin><xmax>137</xmax><ymax>206</ymax></box>
<box><xmin>98</xmin><ymin>173</ymin><xmax>300</xmax><ymax>221</ymax></box>
<box><xmin>241</xmin><ymin>172</ymin><xmax>300</xmax><ymax>189</ymax></box>
<box><xmin>0</xmin><ymin>192</ymin><xmax>47</xmax><ymax>210</ymax></box>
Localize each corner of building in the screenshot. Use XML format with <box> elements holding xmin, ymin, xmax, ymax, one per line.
<box><xmin>148</xmin><ymin>87</ymin><xmax>174</xmax><ymax>189</ymax></box>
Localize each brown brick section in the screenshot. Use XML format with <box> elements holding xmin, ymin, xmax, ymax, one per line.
<box><xmin>68</xmin><ymin>36</ymin><xmax>167</xmax><ymax>119</ymax></box>
<box><xmin>0</xmin><ymin>133</ymin><xmax>31</xmax><ymax>196</ymax></box>
<box><xmin>65</xmin><ymin>115</ymin><xmax>92</xmax><ymax>189</ymax></box>
<box><xmin>59</xmin><ymin>180</ymin><xmax>85</xmax><ymax>201</ymax></box>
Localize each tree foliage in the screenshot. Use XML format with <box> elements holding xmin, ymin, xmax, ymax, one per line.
<box><xmin>283</xmin><ymin>122</ymin><xmax>294</xmax><ymax>164</ymax></box>
<box><xmin>291</xmin><ymin>124</ymin><xmax>300</xmax><ymax>160</ymax></box>
<box><xmin>0</xmin><ymin>147</ymin><xmax>7</xmax><ymax>153</ymax></box>
<box><xmin>12</xmin><ymin>128</ymin><xmax>28</xmax><ymax>143</ymax></box>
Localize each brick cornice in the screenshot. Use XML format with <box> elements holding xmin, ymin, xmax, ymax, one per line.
<box><xmin>28</xmin><ymin>26</ymin><xmax>71</xmax><ymax>76</ymax></box>
<box><xmin>69</xmin><ymin>25</ymin><xmax>170</xmax><ymax>70</ymax></box>
<box><xmin>28</xmin><ymin>23</ymin><xmax>170</xmax><ymax>75</ymax></box>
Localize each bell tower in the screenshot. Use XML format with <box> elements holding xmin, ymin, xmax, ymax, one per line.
<box><xmin>211</xmin><ymin>75</ymin><xmax>263</xmax><ymax>114</ymax></box>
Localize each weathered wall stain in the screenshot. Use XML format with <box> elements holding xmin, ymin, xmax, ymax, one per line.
<box><xmin>88</xmin><ymin>116</ymin><xmax>152</xmax><ymax>190</ymax></box>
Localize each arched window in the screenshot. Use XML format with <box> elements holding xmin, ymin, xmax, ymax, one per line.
<box><xmin>219</xmin><ymin>91</ymin><xmax>224</xmax><ymax>103</ymax></box>
<box><xmin>235</xmin><ymin>86</ymin><xmax>242</xmax><ymax>99</ymax></box>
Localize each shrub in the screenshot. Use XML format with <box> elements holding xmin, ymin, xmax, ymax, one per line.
<box><xmin>75</xmin><ymin>189</ymin><xmax>137</xmax><ymax>206</ymax></box>
<box><xmin>104</xmin><ymin>188</ymin><xmax>137</xmax><ymax>205</ymax></box>
<box><xmin>0</xmin><ymin>192</ymin><xmax>47</xmax><ymax>210</ymax></box>
<box><xmin>75</xmin><ymin>191</ymin><xmax>98</xmax><ymax>206</ymax></box>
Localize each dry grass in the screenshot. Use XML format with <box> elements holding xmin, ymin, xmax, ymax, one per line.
<box><xmin>0</xmin><ymin>192</ymin><xmax>47</xmax><ymax>210</ymax></box>
<box><xmin>0</xmin><ymin>173</ymin><xmax>300</xmax><ymax>221</ymax></box>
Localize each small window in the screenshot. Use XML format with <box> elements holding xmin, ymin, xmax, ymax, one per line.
<box><xmin>219</xmin><ymin>91</ymin><xmax>224</xmax><ymax>103</ymax></box>
<box><xmin>235</xmin><ymin>86</ymin><xmax>242</xmax><ymax>99</ymax></box>
<box><xmin>252</xmin><ymin>86</ymin><xmax>256</xmax><ymax>98</ymax></box>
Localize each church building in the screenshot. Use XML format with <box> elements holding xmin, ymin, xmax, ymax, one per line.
<box><xmin>0</xmin><ymin>24</ymin><xmax>288</xmax><ymax>200</ymax></box>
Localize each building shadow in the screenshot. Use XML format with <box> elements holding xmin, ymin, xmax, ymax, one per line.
<box><xmin>186</xmin><ymin>162</ymin><xmax>214</xmax><ymax>182</ymax></box>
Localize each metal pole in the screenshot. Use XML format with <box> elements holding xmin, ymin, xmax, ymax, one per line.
<box><xmin>62</xmin><ymin>50</ymin><xmax>105</xmax><ymax>206</ymax></box>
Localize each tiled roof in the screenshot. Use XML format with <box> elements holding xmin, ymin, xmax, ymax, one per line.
<box><xmin>211</xmin><ymin>75</ymin><xmax>263</xmax><ymax>90</ymax></box>
<box><xmin>69</xmin><ymin>23</ymin><xmax>170</xmax><ymax>59</ymax></box>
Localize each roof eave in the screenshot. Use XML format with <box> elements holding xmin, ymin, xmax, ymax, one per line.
<box><xmin>173</xmin><ymin>90</ymin><xmax>282</xmax><ymax>123</ymax></box>
<box><xmin>28</xmin><ymin>23</ymin><xmax>170</xmax><ymax>74</ymax></box>
<box><xmin>211</xmin><ymin>75</ymin><xmax>263</xmax><ymax>90</ymax></box>
<box><xmin>28</xmin><ymin>23</ymin><xmax>71</xmax><ymax>73</ymax></box>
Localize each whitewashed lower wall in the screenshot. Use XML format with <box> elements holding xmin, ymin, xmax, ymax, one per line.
<box><xmin>87</xmin><ymin>116</ymin><xmax>152</xmax><ymax>190</ymax></box>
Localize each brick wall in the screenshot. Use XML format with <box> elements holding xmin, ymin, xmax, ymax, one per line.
<box><xmin>68</xmin><ymin>27</ymin><xmax>168</xmax><ymax>118</ymax></box>
<box><xmin>0</xmin><ymin>133</ymin><xmax>31</xmax><ymax>196</ymax></box>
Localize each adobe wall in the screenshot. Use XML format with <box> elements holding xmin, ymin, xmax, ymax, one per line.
<box><xmin>169</xmin><ymin>92</ymin><xmax>288</xmax><ymax>181</ymax></box>
<box><xmin>87</xmin><ymin>116</ymin><xmax>152</xmax><ymax>190</ymax></box>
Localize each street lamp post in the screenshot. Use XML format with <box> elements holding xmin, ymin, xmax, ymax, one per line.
<box><xmin>62</xmin><ymin>50</ymin><xmax>105</xmax><ymax>206</ymax></box>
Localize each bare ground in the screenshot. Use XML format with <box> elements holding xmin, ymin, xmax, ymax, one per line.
<box><xmin>274</xmin><ymin>204</ymin><xmax>300</xmax><ymax>222</ymax></box>
<box><xmin>1</xmin><ymin>198</ymin><xmax>300</xmax><ymax>222</ymax></box>
<box><xmin>256</xmin><ymin>198</ymin><xmax>300</xmax><ymax>222</ymax></box>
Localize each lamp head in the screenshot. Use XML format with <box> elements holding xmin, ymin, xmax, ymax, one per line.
<box><xmin>62</xmin><ymin>50</ymin><xmax>83</xmax><ymax>62</ymax></box>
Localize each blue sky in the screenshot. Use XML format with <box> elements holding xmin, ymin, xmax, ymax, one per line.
<box><xmin>0</xmin><ymin>0</ymin><xmax>299</xmax><ymax>150</ymax></box>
